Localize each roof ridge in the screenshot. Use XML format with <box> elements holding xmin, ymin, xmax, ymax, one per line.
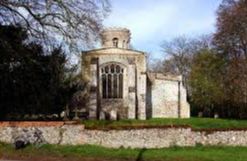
<box><xmin>82</xmin><ymin>47</ymin><xmax>145</xmax><ymax>54</ymax></box>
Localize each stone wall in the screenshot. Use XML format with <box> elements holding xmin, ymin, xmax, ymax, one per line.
<box><xmin>151</xmin><ymin>79</ymin><xmax>179</xmax><ymax>118</ymax></box>
<box><xmin>148</xmin><ymin>73</ymin><xmax>190</xmax><ymax>118</ymax></box>
<box><xmin>100</xmin><ymin>27</ymin><xmax>131</xmax><ymax>49</ymax></box>
<box><xmin>1</xmin><ymin>122</ymin><xmax>247</xmax><ymax>148</ymax></box>
<box><xmin>0</xmin><ymin>122</ymin><xmax>85</xmax><ymax>145</ymax></box>
<box><xmin>81</xmin><ymin>128</ymin><xmax>247</xmax><ymax>148</ymax></box>
<box><xmin>82</xmin><ymin>48</ymin><xmax>147</xmax><ymax>120</ymax></box>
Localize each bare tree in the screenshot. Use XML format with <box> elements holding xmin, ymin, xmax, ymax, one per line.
<box><xmin>0</xmin><ymin>0</ymin><xmax>111</xmax><ymax>53</ymax></box>
<box><xmin>161</xmin><ymin>36</ymin><xmax>193</xmax><ymax>87</ymax></box>
<box><xmin>161</xmin><ymin>58</ymin><xmax>180</xmax><ymax>75</ymax></box>
<box><xmin>145</xmin><ymin>52</ymin><xmax>162</xmax><ymax>72</ymax></box>
<box><xmin>160</xmin><ymin>35</ymin><xmax>213</xmax><ymax>90</ymax></box>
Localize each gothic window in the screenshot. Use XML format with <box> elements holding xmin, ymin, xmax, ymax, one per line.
<box><xmin>101</xmin><ymin>64</ymin><xmax>124</xmax><ymax>99</ymax></box>
<box><xmin>112</xmin><ymin>38</ymin><xmax>119</xmax><ymax>47</ymax></box>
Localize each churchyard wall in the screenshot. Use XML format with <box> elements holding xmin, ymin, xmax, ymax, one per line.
<box><xmin>0</xmin><ymin>122</ymin><xmax>247</xmax><ymax>148</ymax></box>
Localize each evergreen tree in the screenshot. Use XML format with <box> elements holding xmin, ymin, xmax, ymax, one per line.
<box><xmin>0</xmin><ymin>25</ymin><xmax>74</xmax><ymax>120</ymax></box>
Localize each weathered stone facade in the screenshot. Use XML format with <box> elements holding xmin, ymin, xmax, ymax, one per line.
<box><xmin>82</xmin><ymin>27</ymin><xmax>190</xmax><ymax>120</ymax></box>
<box><xmin>1</xmin><ymin>122</ymin><xmax>247</xmax><ymax>148</ymax></box>
<box><xmin>147</xmin><ymin>73</ymin><xmax>190</xmax><ymax>118</ymax></box>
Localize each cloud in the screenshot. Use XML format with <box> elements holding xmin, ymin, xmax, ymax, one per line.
<box><xmin>104</xmin><ymin>0</ymin><xmax>222</xmax><ymax>58</ymax></box>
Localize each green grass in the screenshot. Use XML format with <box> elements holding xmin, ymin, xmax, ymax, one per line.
<box><xmin>81</xmin><ymin>117</ymin><xmax>247</xmax><ymax>130</ymax></box>
<box><xmin>1</xmin><ymin>142</ymin><xmax>247</xmax><ymax>161</ymax></box>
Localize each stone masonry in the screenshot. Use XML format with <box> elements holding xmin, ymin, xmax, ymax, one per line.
<box><xmin>82</xmin><ymin>27</ymin><xmax>190</xmax><ymax>120</ymax></box>
<box><xmin>1</xmin><ymin>122</ymin><xmax>247</xmax><ymax>148</ymax></box>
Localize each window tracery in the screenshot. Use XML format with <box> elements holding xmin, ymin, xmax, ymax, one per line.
<box><xmin>101</xmin><ymin>64</ymin><xmax>124</xmax><ymax>99</ymax></box>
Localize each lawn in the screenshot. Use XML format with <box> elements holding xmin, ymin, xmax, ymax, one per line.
<box><xmin>0</xmin><ymin>142</ymin><xmax>247</xmax><ymax>161</ymax></box>
<box><xmin>81</xmin><ymin>117</ymin><xmax>247</xmax><ymax>130</ymax></box>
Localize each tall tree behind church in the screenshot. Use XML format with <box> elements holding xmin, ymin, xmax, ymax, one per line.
<box><xmin>213</xmin><ymin>0</ymin><xmax>247</xmax><ymax>118</ymax></box>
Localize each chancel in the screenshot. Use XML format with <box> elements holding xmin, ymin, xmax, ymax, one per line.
<box><xmin>82</xmin><ymin>27</ymin><xmax>190</xmax><ymax>120</ymax></box>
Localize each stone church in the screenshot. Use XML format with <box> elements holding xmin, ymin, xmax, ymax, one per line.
<box><xmin>82</xmin><ymin>27</ymin><xmax>190</xmax><ymax>120</ymax></box>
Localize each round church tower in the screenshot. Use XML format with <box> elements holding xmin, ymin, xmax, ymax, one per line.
<box><xmin>100</xmin><ymin>27</ymin><xmax>131</xmax><ymax>49</ymax></box>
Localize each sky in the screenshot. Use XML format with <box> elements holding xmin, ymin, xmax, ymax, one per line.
<box><xmin>103</xmin><ymin>0</ymin><xmax>222</xmax><ymax>59</ymax></box>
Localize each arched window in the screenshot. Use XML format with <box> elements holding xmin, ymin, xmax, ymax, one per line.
<box><xmin>101</xmin><ymin>64</ymin><xmax>124</xmax><ymax>99</ymax></box>
<box><xmin>112</xmin><ymin>38</ymin><xmax>119</xmax><ymax>47</ymax></box>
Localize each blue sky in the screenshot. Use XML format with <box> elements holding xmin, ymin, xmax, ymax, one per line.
<box><xmin>103</xmin><ymin>0</ymin><xmax>222</xmax><ymax>58</ymax></box>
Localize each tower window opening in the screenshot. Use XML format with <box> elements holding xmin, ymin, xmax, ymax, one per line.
<box><xmin>112</xmin><ymin>38</ymin><xmax>119</xmax><ymax>47</ymax></box>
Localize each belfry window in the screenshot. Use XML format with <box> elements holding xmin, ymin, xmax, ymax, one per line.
<box><xmin>112</xmin><ymin>38</ymin><xmax>119</xmax><ymax>47</ymax></box>
<box><xmin>101</xmin><ymin>64</ymin><xmax>124</xmax><ymax>99</ymax></box>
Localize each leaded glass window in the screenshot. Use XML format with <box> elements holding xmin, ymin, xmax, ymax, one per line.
<box><xmin>101</xmin><ymin>64</ymin><xmax>123</xmax><ymax>99</ymax></box>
